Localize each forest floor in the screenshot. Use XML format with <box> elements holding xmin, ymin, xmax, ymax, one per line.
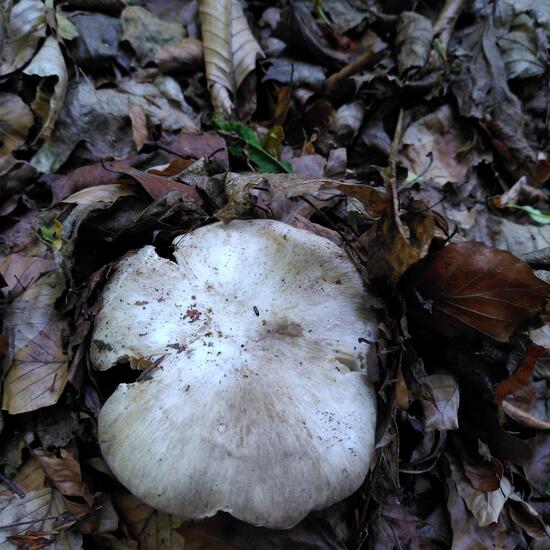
<box><xmin>0</xmin><ymin>0</ymin><xmax>549</xmax><ymax>548</ymax></box>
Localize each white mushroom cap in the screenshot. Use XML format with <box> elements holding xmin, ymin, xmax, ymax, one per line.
<box><xmin>91</xmin><ymin>219</ymin><xmax>378</xmax><ymax>529</ymax></box>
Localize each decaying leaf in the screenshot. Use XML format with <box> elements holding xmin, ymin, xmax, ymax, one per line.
<box><xmin>401</xmin><ymin>105</ymin><xmax>488</xmax><ymax>185</ymax></box>
<box><xmin>498</xmin><ymin>13</ymin><xmax>546</xmax><ymax>80</ymax></box>
<box><xmin>199</xmin><ymin>0</ymin><xmax>264</xmax><ymax>116</ymax></box>
<box><xmin>127</xmin><ymin>103</ymin><xmax>148</xmax><ymax>151</ymax></box>
<box><xmin>421</xmin><ymin>373</ymin><xmax>460</xmax><ymax>431</ymax></box>
<box><xmin>23</xmin><ymin>36</ymin><xmax>68</xmax><ymax>141</ymax></box>
<box><xmin>154</xmin><ymin>37</ymin><xmax>203</xmax><ymax>72</ymax></box>
<box><xmin>121</xmin><ymin>6</ymin><xmax>185</xmax><ymax>65</ymax></box>
<box><xmin>0</xmin><ymin>93</ymin><xmax>34</xmax><ymax>174</ymax></box>
<box><xmin>2</xmin><ymin>271</ymin><xmax>70</xmax><ymax>414</ymax></box>
<box><xmin>62</xmin><ymin>184</ymin><xmax>137</xmax><ymax>205</ymax></box>
<box><xmin>113</xmin><ymin>492</ymin><xmax>185</xmax><ymax>549</ymax></box>
<box><xmin>0</xmin><ymin>458</ymin><xmax>84</xmax><ymax>548</ymax></box>
<box><xmin>448</xmin><ymin>453</ymin><xmax>512</xmax><ymax>527</ymax></box>
<box><xmin>0</xmin><ymin>0</ymin><xmax>46</xmax><ymax>76</ymax></box>
<box><xmin>396</xmin><ymin>11</ymin><xmax>433</xmax><ymax>75</ymax></box>
<box><xmin>404</xmin><ymin>242</ymin><xmax>550</xmax><ymax>342</ymax></box>
<box><xmin>360</xmin><ymin>210</ymin><xmax>435</xmax><ymax>284</ymax></box>
<box><xmin>0</xmin><ymin>251</ymin><xmax>54</xmax><ymax>301</ymax></box>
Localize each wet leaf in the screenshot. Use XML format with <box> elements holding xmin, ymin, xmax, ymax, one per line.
<box><xmin>2</xmin><ymin>271</ymin><xmax>70</xmax><ymax>414</ymax></box>
<box><xmin>199</xmin><ymin>0</ymin><xmax>263</xmax><ymax>116</ymax></box>
<box><xmin>396</xmin><ymin>11</ymin><xmax>433</xmax><ymax>75</ymax></box>
<box><xmin>23</xmin><ymin>37</ymin><xmax>68</xmax><ymax>141</ymax></box>
<box><xmin>404</xmin><ymin>242</ymin><xmax>550</xmax><ymax>342</ymax></box>
<box><xmin>421</xmin><ymin>373</ymin><xmax>460</xmax><ymax>431</ymax></box>
<box><xmin>121</xmin><ymin>6</ymin><xmax>185</xmax><ymax>65</ymax></box>
<box><xmin>0</xmin><ymin>0</ymin><xmax>46</xmax><ymax>76</ymax></box>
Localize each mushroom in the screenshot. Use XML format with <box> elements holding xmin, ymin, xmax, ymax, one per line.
<box><xmin>90</xmin><ymin>219</ymin><xmax>378</xmax><ymax>529</ymax></box>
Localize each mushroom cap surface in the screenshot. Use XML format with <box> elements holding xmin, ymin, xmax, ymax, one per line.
<box><xmin>91</xmin><ymin>219</ymin><xmax>378</xmax><ymax>529</ymax></box>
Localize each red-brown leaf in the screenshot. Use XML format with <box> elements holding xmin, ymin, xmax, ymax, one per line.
<box><xmin>404</xmin><ymin>242</ymin><xmax>550</xmax><ymax>342</ymax></box>
<box><xmin>109</xmin><ymin>161</ymin><xmax>203</xmax><ymax>203</ymax></box>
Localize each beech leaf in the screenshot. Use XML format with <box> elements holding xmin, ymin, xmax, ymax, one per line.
<box><xmin>199</xmin><ymin>0</ymin><xmax>264</xmax><ymax>116</ymax></box>
<box><xmin>2</xmin><ymin>271</ymin><xmax>70</xmax><ymax>414</ymax></box>
<box><xmin>421</xmin><ymin>373</ymin><xmax>460</xmax><ymax>431</ymax></box>
<box><xmin>404</xmin><ymin>242</ymin><xmax>550</xmax><ymax>342</ymax></box>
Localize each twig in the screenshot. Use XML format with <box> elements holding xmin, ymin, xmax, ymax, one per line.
<box><xmin>433</xmin><ymin>0</ymin><xmax>467</xmax><ymax>52</ymax></box>
<box><xmin>0</xmin><ymin>472</ymin><xmax>25</xmax><ymax>499</ymax></box>
<box><xmin>386</xmin><ymin>109</ymin><xmax>407</xmax><ymax>240</ymax></box>
<box><xmin>324</xmin><ymin>49</ymin><xmax>385</xmax><ymax>92</ymax></box>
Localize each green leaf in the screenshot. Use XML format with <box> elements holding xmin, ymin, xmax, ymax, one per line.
<box><xmin>56</xmin><ymin>13</ymin><xmax>79</xmax><ymax>40</ymax></box>
<box><xmin>510</xmin><ymin>205</ymin><xmax>550</xmax><ymax>225</ymax></box>
<box><xmin>39</xmin><ymin>219</ymin><xmax>63</xmax><ymax>250</ymax></box>
<box><xmin>212</xmin><ymin>116</ymin><xmax>292</xmax><ymax>174</ymax></box>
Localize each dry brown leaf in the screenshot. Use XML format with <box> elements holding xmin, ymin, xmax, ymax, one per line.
<box><xmin>0</xmin><ymin>459</ymin><xmax>83</xmax><ymax>549</ymax></box>
<box><xmin>421</xmin><ymin>373</ymin><xmax>460</xmax><ymax>431</ymax></box>
<box><xmin>128</xmin><ymin>103</ymin><xmax>148</xmax><ymax>152</ymax></box>
<box><xmin>154</xmin><ymin>37</ymin><xmax>203</xmax><ymax>72</ymax></box>
<box><xmin>113</xmin><ymin>492</ymin><xmax>185</xmax><ymax>550</ymax></box>
<box><xmin>404</xmin><ymin>242</ymin><xmax>550</xmax><ymax>342</ymax></box>
<box><xmin>2</xmin><ymin>271</ymin><xmax>70</xmax><ymax>414</ymax></box>
<box><xmin>500</xmin><ymin>399</ymin><xmax>550</xmax><ymax>430</ymax></box>
<box><xmin>109</xmin><ymin>162</ymin><xmax>203</xmax><ymax>203</ymax></box>
<box><xmin>0</xmin><ymin>251</ymin><xmax>54</xmax><ymax>301</ymax></box>
<box><xmin>23</xmin><ymin>36</ymin><xmax>68</xmax><ymax>141</ymax></box>
<box><xmin>62</xmin><ymin>184</ymin><xmax>137</xmax><ymax>205</ymax></box>
<box><xmin>0</xmin><ymin>93</ymin><xmax>34</xmax><ymax>174</ymax></box>
<box><xmin>360</xmin><ymin>210</ymin><xmax>435</xmax><ymax>284</ymax></box>
<box><xmin>336</xmin><ymin>183</ymin><xmax>390</xmax><ymax>219</ymax></box>
<box><xmin>463</xmin><ymin>456</ymin><xmax>503</xmax><ymax>493</ymax></box>
<box><xmin>448</xmin><ymin>453</ymin><xmax>511</xmax><ymax>527</ymax></box>
<box><xmin>199</xmin><ymin>0</ymin><xmax>263</xmax><ymax>116</ymax></box>
<box><xmin>0</xmin><ymin>0</ymin><xmax>46</xmax><ymax>76</ymax></box>
<box><xmin>32</xmin><ymin>449</ymin><xmax>93</xmax><ymax>504</ymax></box>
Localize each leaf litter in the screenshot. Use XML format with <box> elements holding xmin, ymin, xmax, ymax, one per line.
<box><xmin>0</xmin><ymin>0</ymin><xmax>549</xmax><ymax>548</ymax></box>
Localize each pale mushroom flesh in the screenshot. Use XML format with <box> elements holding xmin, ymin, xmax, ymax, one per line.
<box><xmin>91</xmin><ymin>219</ymin><xmax>378</xmax><ymax>529</ymax></box>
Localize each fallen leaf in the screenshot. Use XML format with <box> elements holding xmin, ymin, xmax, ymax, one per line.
<box><xmin>336</xmin><ymin>183</ymin><xmax>390</xmax><ymax>219</ymax></box>
<box><xmin>0</xmin><ymin>252</ymin><xmax>54</xmax><ymax>300</ymax></box>
<box><xmin>23</xmin><ymin>36</ymin><xmax>68</xmax><ymax>141</ymax></box>
<box><xmin>213</xmin><ymin>116</ymin><xmax>291</xmax><ymax>173</ymax></box>
<box><xmin>121</xmin><ymin>6</ymin><xmax>185</xmax><ymax>65</ymax></box>
<box><xmin>448</xmin><ymin>453</ymin><xmax>512</xmax><ymax>527</ymax></box>
<box><xmin>108</xmin><ymin>162</ymin><xmax>203</xmax><ymax>203</ymax></box>
<box><xmin>0</xmin><ymin>93</ymin><xmax>34</xmax><ymax>174</ymax></box>
<box><xmin>262</xmin><ymin>58</ymin><xmax>327</xmax><ymax>89</ymax></box>
<box><xmin>113</xmin><ymin>492</ymin><xmax>185</xmax><ymax>549</ymax></box>
<box><xmin>31</xmin><ymin>78</ymin><xmax>196</xmax><ymax>174</ymax></box>
<box><xmin>360</xmin><ymin>210</ymin><xmax>435</xmax><ymax>284</ymax></box>
<box><xmin>68</xmin><ymin>13</ymin><xmax>122</xmax><ymax>69</ymax></box>
<box><xmin>128</xmin><ymin>103</ymin><xmax>148</xmax><ymax>151</ymax></box>
<box><xmin>2</xmin><ymin>271</ymin><xmax>70</xmax><ymax>414</ymax></box>
<box><xmin>403</xmin><ymin>242</ymin><xmax>550</xmax><ymax>342</ymax></box>
<box><xmin>498</xmin><ymin>13</ymin><xmax>545</xmax><ymax>80</ymax></box>
<box><xmin>401</xmin><ymin>105</ymin><xmax>487</xmax><ymax>186</ymax></box>
<box><xmin>32</xmin><ymin>449</ymin><xmax>92</xmax><ymax>504</ymax></box>
<box><xmin>62</xmin><ymin>184</ymin><xmax>137</xmax><ymax>205</ymax></box>
<box><xmin>199</xmin><ymin>0</ymin><xmax>264</xmax><ymax>116</ymax></box>
<box><xmin>447</xmin><ymin>482</ymin><xmax>525</xmax><ymax>549</ymax></box>
<box><xmin>463</xmin><ymin>456</ymin><xmax>503</xmax><ymax>492</ymax></box>
<box><xmin>452</xmin><ymin>19</ymin><xmax>535</xmax><ymax>175</ymax></box>
<box><xmin>396</xmin><ymin>11</ymin><xmax>433</xmax><ymax>75</ymax></box>
<box><xmin>495</xmin><ymin>343</ymin><xmax>546</xmax><ymax>404</ymax></box>
<box><xmin>421</xmin><ymin>373</ymin><xmax>460</xmax><ymax>431</ymax></box>
<box><xmin>501</xmin><ymin>399</ymin><xmax>550</xmax><ymax>430</ymax></box>
<box><xmin>0</xmin><ymin>0</ymin><xmax>46</xmax><ymax>76</ymax></box>
<box><xmin>510</xmin><ymin>205</ymin><xmax>550</xmax><ymax>225</ymax></box>
<box><xmin>332</xmin><ymin>101</ymin><xmax>365</xmax><ymax>142</ymax></box>
<box><xmin>0</xmin><ymin>459</ymin><xmax>83</xmax><ymax>548</ymax></box>
<box><xmin>154</xmin><ymin>37</ymin><xmax>203</xmax><ymax>72</ymax></box>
